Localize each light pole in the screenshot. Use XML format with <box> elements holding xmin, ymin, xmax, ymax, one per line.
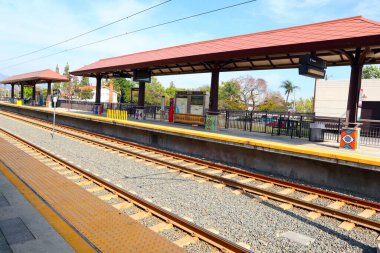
<box><xmin>51</xmin><ymin>95</ymin><xmax>57</xmax><ymax>138</ymax></box>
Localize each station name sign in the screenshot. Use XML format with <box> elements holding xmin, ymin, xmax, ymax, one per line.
<box><xmin>111</xmin><ymin>72</ymin><xmax>131</xmax><ymax>78</ymax></box>
<box><xmin>299</xmin><ymin>54</ymin><xmax>326</xmax><ymax>79</ymax></box>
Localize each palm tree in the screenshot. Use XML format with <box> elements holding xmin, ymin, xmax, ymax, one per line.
<box><xmin>280</xmin><ymin>80</ymin><xmax>299</xmax><ymax>105</ymax></box>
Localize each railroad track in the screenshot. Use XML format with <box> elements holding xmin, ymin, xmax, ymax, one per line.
<box><xmin>1</xmin><ymin>110</ymin><xmax>380</xmax><ymax>234</ymax></box>
<box><xmin>0</xmin><ymin>127</ymin><xmax>251</xmax><ymax>253</ymax></box>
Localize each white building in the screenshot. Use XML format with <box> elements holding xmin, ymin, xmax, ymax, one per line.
<box><xmin>314</xmin><ymin>79</ymin><xmax>380</xmax><ymax>120</ymax></box>
<box><xmin>79</xmin><ymin>86</ymin><xmax>118</xmax><ymax>103</ymax></box>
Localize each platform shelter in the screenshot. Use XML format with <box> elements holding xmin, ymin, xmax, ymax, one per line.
<box><xmin>71</xmin><ymin>16</ymin><xmax>380</xmax><ymax>128</ymax></box>
<box><xmin>0</xmin><ymin>69</ymin><xmax>69</xmax><ymax>102</ymax></box>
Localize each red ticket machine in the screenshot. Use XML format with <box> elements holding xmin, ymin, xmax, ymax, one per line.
<box><xmin>169</xmin><ymin>98</ymin><xmax>174</xmax><ymax>123</ymax></box>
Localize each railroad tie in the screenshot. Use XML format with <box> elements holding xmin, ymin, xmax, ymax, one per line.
<box><xmin>306</xmin><ymin>211</ymin><xmax>321</xmax><ymax>220</ymax></box>
<box><xmin>327</xmin><ymin>201</ymin><xmax>345</xmax><ymax>210</ymax></box>
<box><xmin>257</xmin><ymin>182</ymin><xmax>274</xmax><ymax>189</ymax></box>
<box><xmin>206</xmin><ymin>228</ymin><xmax>220</xmax><ymax>235</ymax></box>
<box><xmin>237</xmin><ymin>242</ymin><xmax>251</xmax><ymax>250</ymax></box>
<box><xmin>213</xmin><ymin>183</ymin><xmax>226</xmax><ymax>189</ymax></box>
<box><xmin>76</xmin><ymin>180</ymin><xmax>93</xmax><ymax>186</ymax></box>
<box><xmin>279</xmin><ymin>203</ymin><xmax>293</xmax><ymax>210</ymax></box>
<box><xmin>162</xmin><ymin>207</ymin><xmax>172</xmax><ymax>212</ymax></box>
<box><xmin>174</xmin><ymin>235</ymin><xmax>199</xmax><ymax>247</ymax></box>
<box><xmin>278</xmin><ymin>188</ymin><xmax>295</xmax><ymax>195</ymax></box>
<box><xmin>232</xmin><ymin>189</ymin><xmax>243</xmax><ymax>195</ymax></box>
<box><xmin>239</xmin><ymin>178</ymin><xmax>254</xmax><ymax>183</ymax></box>
<box><xmin>130</xmin><ymin>211</ymin><xmax>151</xmax><ymax>220</ymax></box>
<box><xmin>192</xmin><ymin>165</ymin><xmax>208</xmax><ymax>170</ymax></box>
<box><xmin>302</xmin><ymin>194</ymin><xmax>319</xmax><ymax>202</ymax></box>
<box><xmin>86</xmin><ymin>186</ymin><xmax>103</xmax><ymax>193</ymax></box>
<box><xmin>180</xmin><ymin>173</ymin><xmax>193</xmax><ymax>178</ymax></box>
<box><xmin>206</xmin><ymin>169</ymin><xmax>223</xmax><ymax>175</ymax></box>
<box><xmin>222</xmin><ymin>173</ymin><xmax>238</xmax><ymax>179</ymax></box>
<box><xmin>339</xmin><ymin>221</ymin><xmax>356</xmax><ymax>231</ymax></box>
<box><xmin>358</xmin><ymin>209</ymin><xmax>376</xmax><ymax>218</ymax></box>
<box><xmin>112</xmin><ymin>202</ymin><xmax>133</xmax><ymax>210</ymax></box>
<box><xmin>99</xmin><ymin>193</ymin><xmax>118</xmax><ymax>201</ymax></box>
<box><xmin>67</xmin><ymin>174</ymin><xmax>82</xmax><ymax>180</ymax></box>
<box><xmin>149</xmin><ymin>222</ymin><xmax>173</xmax><ymax>232</ymax></box>
<box><xmin>58</xmin><ymin>170</ymin><xmax>73</xmax><ymax>175</ymax></box>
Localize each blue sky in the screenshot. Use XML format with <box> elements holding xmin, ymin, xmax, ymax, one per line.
<box><xmin>0</xmin><ymin>0</ymin><xmax>379</xmax><ymax>99</ymax></box>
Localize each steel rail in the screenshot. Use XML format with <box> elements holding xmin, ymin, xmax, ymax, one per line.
<box><xmin>1</xmin><ymin>110</ymin><xmax>380</xmax><ymax>213</ymax></box>
<box><xmin>2</xmin><ymin>112</ymin><xmax>380</xmax><ymax>231</ymax></box>
<box><xmin>0</xmin><ymin>127</ymin><xmax>250</xmax><ymax>253</ymax></box>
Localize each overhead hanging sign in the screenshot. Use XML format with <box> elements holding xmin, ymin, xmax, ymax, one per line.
<box><xmin>133</xmin><ymin>69</ymin><xmax>151</xmax><ymax>83</ymax></box>
<box><xmin>299</xmin><ymin>54</ymin><xmax>326</xmax><ymax>79</ymax></box>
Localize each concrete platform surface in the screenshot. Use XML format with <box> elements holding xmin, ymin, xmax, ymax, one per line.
<box><xmin>0</xmin><ymin>169</ymin><xmax>75</xmax><ymax>253</ymax></box>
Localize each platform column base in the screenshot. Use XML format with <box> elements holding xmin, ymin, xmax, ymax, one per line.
<box><xmin>205</xmin><ymin>114</ymin><xmax>218</xmax><ymax>131</ymax></box>
<box><xmin>135</xmin><ymin>108</ymin><xmax>146</xmax><ymax>120</ymax></box>
<box><xmin>93</xmin><ymin>104</ymin><xmax>103</xmax><ymax>115</ymax></box>
<box><xmin>340</xmin><ymin>127</ymin><xmax>360</xmax><ymax>150</ymax></box>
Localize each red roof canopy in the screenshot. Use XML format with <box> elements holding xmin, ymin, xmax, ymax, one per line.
<box><xmin>0</xmin><ymin>69</ymin><xmax>69</xmax><ymax>85</ymax></box>
<box><xmin>71</xmin><ymin>16</ymin><xmax>380</xmax><ymax>77</ymax></box>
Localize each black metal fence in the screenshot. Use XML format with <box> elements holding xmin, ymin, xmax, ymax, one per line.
<box><xmin>57</xmin><ymin>100</ymin><xmax>165</xmax><ymax>121</ymax></box>
<box><xmin>315</xmin><ymin>117</ymin><xmax>380</xmax><ymax>146</ymax></box>
<box><xmin>0</xmin><ymin>97</ymin><xmax>11</xmax><ymax>102</ymax></box>
<box><xmin>220</xmin><ymin>110</ymin><xmax>314</xmax><ymax>138</ymax></box>
<box><xmin>54</xmin><ymin>99</ymin><xmax>380</xmax><ymax>146</ymax></box>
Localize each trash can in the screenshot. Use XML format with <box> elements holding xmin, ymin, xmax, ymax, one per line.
<box><xmin>309</xmin><ymin>122</ymin><xmax>325</xmax><ymax>142</ymax></box>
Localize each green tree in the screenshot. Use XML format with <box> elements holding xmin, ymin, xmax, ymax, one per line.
<box><xmin>196</xmin><ymin>85</ymin><xmax>210</xmax><ymax>92</ymax></box>
<box><xmin>165</xmin><ymin>81</ymin><xmax>177</xmax><ymax>99</ymax></box>
<box><xmin>63</xmin><ymin>62</ymin><xmax>70</xmax><ymax>78</ymax></box>
<box><xmin>61</xmin><ymin>62</ymin><xmax>71</xmax><ymax>95</ymax></box>
<box><xmin>362</xmin><ymin>65</ymin><xmax>380</xmax><ymax>79</ymax></box>
<box><xmin>113</xmin><ymin>78</ymin><xmax>135</xmax><ymax>103</ymax></box>
<box><xmin>24</xmin><ymin>87</ymin><xmax>33</xmax><ymax>98</ymax></box>
<box><xmin>62</xmin><ymin>75</ymin><xmax>79</xmax><ymax>100</ymax></box>
<box><xmin>256</xmin><ymin>91</ymin><xmax>287</xmax><ymax>111</ymax></box>
<box><xmin>219</xmin><ymin>81</ymin><xmax>241</xmax><ymax>109</ymax></box>
<box><xmin>231</xmin><ymin>76</ymin><xmax>267</xmax><ymax>110</ymax></box>
<box><xmin>79</xmin><ymin>76</ymin><xmax>90</xmax><ymax>87</ymax></box>
<box><xmin>145</xmin><ymin>77</ymin><xmax>165</xmax><ymax>105</ymax></box>
<box><xmin>78</xmin><ymin>88</ymin><xmax>94</xmax><ymax>100</ymax></box>
<box><xmin>280</xmin><ymin>80</ymin><xmax>299</xmax><ymax>105</ymax></box>
<box><xmin>54</xmin><ymin>64</ymin><xmax>61</xmax><ymax>90</ymax></box>
<box><xmin>295</xmin><ymin>97</ymin><xmax>314</xmax><ymax>113</ymax></box>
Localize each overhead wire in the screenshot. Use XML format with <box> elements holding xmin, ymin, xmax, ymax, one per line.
<box><xmin>0</xmin><ymin>0</ymin><xmax>172</xmax><ymax>63</ymax></box>
<box><xmin>0</xmin><ymin>0</ymin><xmax>256</xmax><ymax>70</ymax></box>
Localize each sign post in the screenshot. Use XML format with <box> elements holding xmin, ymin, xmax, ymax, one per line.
<box><xmin>51</xmin><ymin>96</ymin><xmax>57</xmax><ymax>139</ymax></box>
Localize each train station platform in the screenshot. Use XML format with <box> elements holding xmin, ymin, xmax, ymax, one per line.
<box><xmin>1</xmin><ymin>102</ymin><xmax>380</xmax><ymax>201</ymax></box>
<box><xmin>0</xmin><ymin>130</ymin><xmax>184</xmax><ymax>252</ymax></box>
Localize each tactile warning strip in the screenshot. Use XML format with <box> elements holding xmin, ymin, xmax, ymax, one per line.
<box><xmin>0</xmin><ymin>137</ymin><xmax>184</xmax><ymax>253</ymax></box>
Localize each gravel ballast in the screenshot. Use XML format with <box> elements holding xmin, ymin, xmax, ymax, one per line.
<box><xmin>0</xmin><ymin>114</ymin><xmax>379</xmax><ymax>253</ymax></box>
